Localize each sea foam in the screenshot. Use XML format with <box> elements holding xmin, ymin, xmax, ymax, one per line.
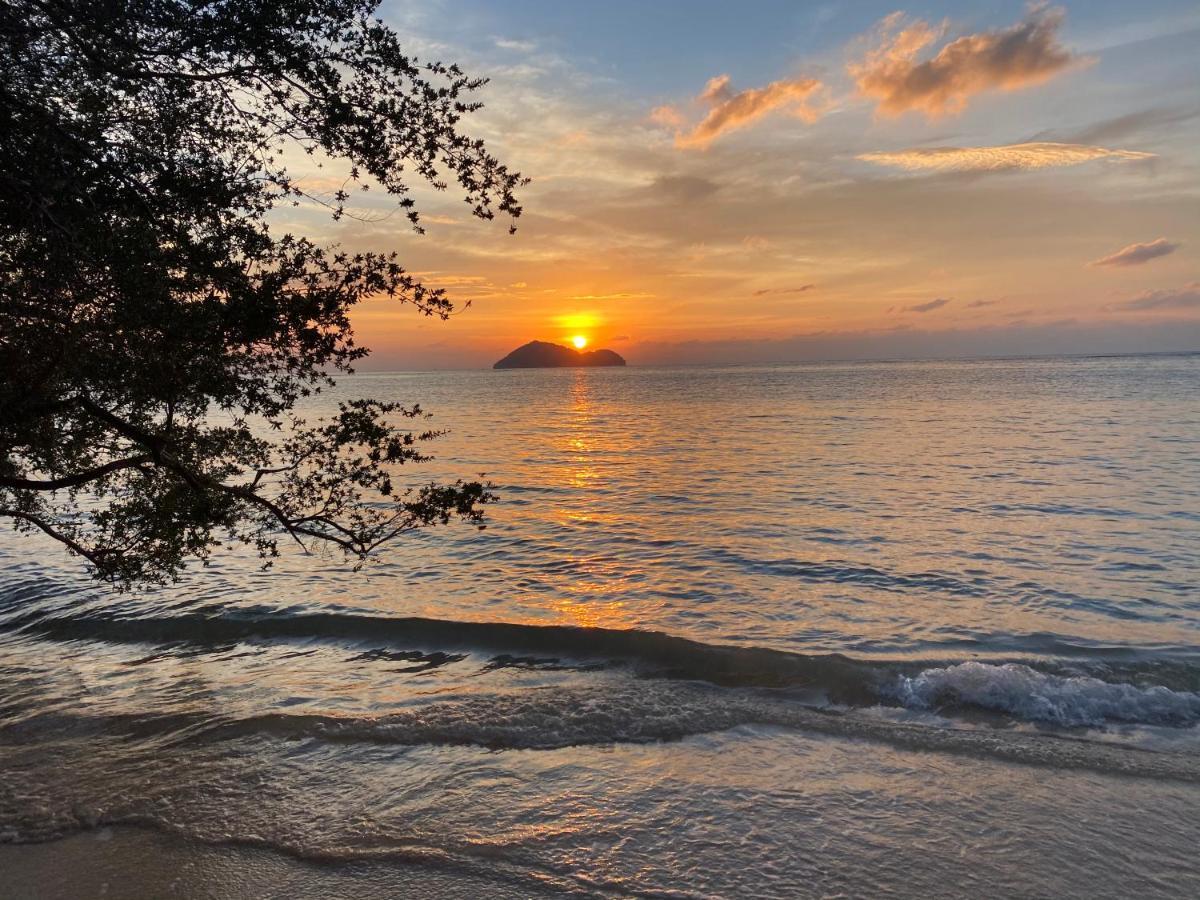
<box><xmin>890</xmin><ymin>661</ymin><xmax>1200</xmax><ymax>727</ymax></box>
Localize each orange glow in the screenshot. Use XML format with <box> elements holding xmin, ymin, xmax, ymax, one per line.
<box><xmin>572</xmin><ymin>335</ymin><xmax>588</xmax><ymax>349</ymax></box>
<box><xmin>320</xmin><ymin>2</ymin><xmax>1198</xmax><ymax>373</ymax></box>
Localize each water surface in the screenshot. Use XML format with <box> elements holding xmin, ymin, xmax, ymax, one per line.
<box><xmin>2</xmin><ymin>355</ymin><xmax>1199</xmax><ymax>896</ymax></box>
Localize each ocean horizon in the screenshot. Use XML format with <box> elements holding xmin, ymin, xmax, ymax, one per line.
<box><xmin>356</xmin><ymin>348</ymin><xmax>1200</xmax><ymax>374</ymax></box>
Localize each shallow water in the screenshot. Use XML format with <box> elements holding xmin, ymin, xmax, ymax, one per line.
<box><xmin>2</xmin><ymin>354</ymin><xmax>1199</xmax><ymax>896</ymax></box>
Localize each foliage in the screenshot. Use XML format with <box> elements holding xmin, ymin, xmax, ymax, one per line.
<box><xmin>0</xmin><ymin>0</ymin><xmax>524</xmax><ymax>585</ymax></box>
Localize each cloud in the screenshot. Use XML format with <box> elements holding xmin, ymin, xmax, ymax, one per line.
<box><xmin>649</xmin><ymin>105</ymin><xmax>686</xmax><ymax>129</ymax></box>
<box><xmin>566</xmin><ymin>292</ymin><xmax>655</xmax><ymax>301</ymax></box>
<box><xmin>663</xmin><ymin>74</ymin><xmax>826</xmax><ymax>149</ymax></box>
<box><xmin>1090</xmin><ymin>238</ymin><xmax>1180</xmax><ymax>268</ymax></box>
<box><xmin>850</xmin><ymin>6</ymin><xmax>1083</xmax><ymax>118</ymax></box>
<box><xmin>613</xmin><ymin>321</ymin><xmax>1200</xmax><ymax>369</ymax></box>
<box><xmin>494</xmin><ymin>37</ymin><xmax>537</xmax><ymax>53</ymax></box>
<box><xmin>648</xmin><ymin>174</ymin><xmax>720</xmax><ymax>203</ymax></box>
<box><xmin>967</xmin><ymin>298</ymin><xmax>1000</xmax><ymax>308</ymax></box>
<box><xmin>858</xmin><ymin>142</ymin><xmax>1155</xmax><ymax>172</ymax></box>
<box><xmin>411</xmin><ymin>273</ymin><xmax>489</xmax><ymax>286</ymax></box>
<box><xmin>1037</xmin><ymin>106</ymin><xmax>1200</xmax><ymax>145</ymax></box>
<box><xmin>905</xmin><ymin>298</ymin><xmax>952</xmax><ymax>313</ymax></box>
<box><xmin>1118</xmin><ymin>283</ymin><xmax>1200</xmax><ymax>310</ymax></box>
<box><xmin>753</xmin><ymin>284</ymin><xmax>816</xmax><ymax>296</ymax></box>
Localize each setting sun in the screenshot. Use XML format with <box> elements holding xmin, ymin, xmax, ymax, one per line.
<box><xmin>571</xmin><ymin>335</ymin><xmax>588</xmax><ymax>349</ymax></box>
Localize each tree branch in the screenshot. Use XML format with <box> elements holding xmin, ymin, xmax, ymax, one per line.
<box><xmin>0</xmin><ymin>454</ymin><xmax>154</xmax><ymax>491</ymax></box>
<box><xmin>71</xmin><ymin>396</ymin><xmax>357</xmax><ymax>553</ymax></box>
<box><xmin>0</xmin><ymin>507</ymin><xmax>105</xmax><ymax>567</ymax></box>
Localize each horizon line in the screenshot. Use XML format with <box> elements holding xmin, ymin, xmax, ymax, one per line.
<box><xmin>346</xmin><ymin>348</ymin><xmax>1200</xmax><ymax>375</ymax></box>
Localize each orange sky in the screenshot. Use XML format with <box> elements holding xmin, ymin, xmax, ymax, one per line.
<box><xmin>282</xmin><ymin>2</ymin><xmax>1200</xmax><ymax>368</ymax></box>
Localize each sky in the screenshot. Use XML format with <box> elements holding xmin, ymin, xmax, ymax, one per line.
<box><xmin>287</xmin><ymin>1</ymin><xmax>1200</xmax><ymax>368</ymax></box>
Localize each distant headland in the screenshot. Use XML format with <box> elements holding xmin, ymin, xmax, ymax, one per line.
<box><xmin>493</xmin><ymin>340</ymin><xmax>626</xmax><ymax>369</ymax></box>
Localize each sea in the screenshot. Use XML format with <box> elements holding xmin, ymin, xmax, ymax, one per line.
<box><xmin>2</xmin><ymin>354</ymin><xmax>1199</xmax><ymax>897</ymax></box>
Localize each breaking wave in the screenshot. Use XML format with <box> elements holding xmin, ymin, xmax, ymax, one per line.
<box><xmin>4</xmin><ymin>603</ymin><xmax>1200</xmax><ymax>733</ymax></box>
<box><xmin>888</xmin><ymin>661</ymin><xmax>1200</xmax><ymax>727</ymax></box>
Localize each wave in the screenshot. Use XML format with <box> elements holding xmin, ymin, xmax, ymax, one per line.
<box><xmin>5</xmin><ymin>608</ymin><xmax>883</xmax><ymax>700</ymax></box>
<box><xmin>5</xmin><ymin>605</ymin><xmax>1200</xmax><ymax>732</ymax></box>
<box><xmin>227</xmin><ymin>686</ymin><xmax>1200</xmax><ymax>775</ymax></box>
<box><xmin>5</xmin><ymin>682</ymin><xmax>1199</xmax><ymax>784</ymax></box>
<box><xmin>707</xmin><ymin>548</ymin><xmax>989</xmax><ymax>597</ymax></box>
<box><xmin>887</xmin><ymin>661</ymin><xmax>1200</xmax><ymax>727</ymax></box>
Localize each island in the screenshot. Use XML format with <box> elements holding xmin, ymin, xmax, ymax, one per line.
<box><xmin>493</xmin><ymin>340</ymin><xmax>626</xmax><ymax>369</ymax></box>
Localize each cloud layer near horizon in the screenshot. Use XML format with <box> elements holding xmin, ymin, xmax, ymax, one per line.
<box><xmin>850</xmin><ymin>7</ymin><xmax>1082</xmax><ymax>118</ymax></box>
<box><xmin>1120</xmin><ymin>283</ymin><xmax>1200</xmax><ymax>310</ymax></box>
<box><xmin>859</xmin><ymin>142</ymin><xmax>1155</xmax><ymax>172</ymax></box>
<box><xmin>905</xmin><ymin>298</ymin><xmax>952</xmax><ymax>313</ymax></box>
<box><xmin>1091</xmin><ymin>238</ymin><xmax>1180</xmax><ymax>267</ymax></box>
<box><xmin>753</xmin><ymin>284</ymin><xmax>815</xmax><ymax>297</ymax></box>
<box><xmin>661</xmin><ymin>74</ymin><xmax>825</xmax><ymax>149</ymax></box>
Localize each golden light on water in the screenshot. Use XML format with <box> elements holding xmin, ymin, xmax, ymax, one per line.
<box><xmin>572</xmin><ymin>335</ymin><xmax>588</xmax><ymax>349</ymax></box>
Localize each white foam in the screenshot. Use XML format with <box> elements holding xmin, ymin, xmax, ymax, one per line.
<box><xmin>890</xmin><ymin>661</ymin><xmax>1200</xmax><ymax>727</ymax></box>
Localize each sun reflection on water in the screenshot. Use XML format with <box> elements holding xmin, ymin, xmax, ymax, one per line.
<box><xmin>534</xmin><ymin>370</ymin><xmax>638</xmax><ymax>629</ymax></box>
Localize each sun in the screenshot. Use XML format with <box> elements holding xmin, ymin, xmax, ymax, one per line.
<box><xmin>571</xmin><ymin>335</ymin><xmax>588</xmax><ymax>349</ymax></box>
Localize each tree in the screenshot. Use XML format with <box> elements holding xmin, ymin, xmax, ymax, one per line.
<box><xmin>0</xmin><ymin>0</ymin><xmax>525</xmax><ymax>586</ymax></box>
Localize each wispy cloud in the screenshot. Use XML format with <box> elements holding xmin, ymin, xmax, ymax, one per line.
<box><xmin>660</xmin><ymin>74</ymin><xmax>826</xmax><ymax>149</ymax></box>
<box><xmin>1118</xmin><ymin>283</ymin><xmax>1200</xmax><ymax>310</ymax></box>
<box><xmin>850</xmin><ymin>6</ymin><xmax>1084</xmax><ymax>118</ymax></box>
<box><xmin>905</xmin><ymin>298</ymin><xmax>952</xmax><ymax>313</ymax></box>
<box><xmin>967</xmin><ymin>298</ymin><xmax>1000</xmax><ymax>308</ymax></box>
<box><xmin>753</xmin><ymin>284</ymin><xmax>816</xmax><ymax>296</ymax></box>
<box><xmin>647</xmin><ymin>175</ymin><xmax>720</xmax><ymax>203</ymax></box>
<box><xmin>494</xmin><ymin>37</ymin><xmax>537</xmax><ymax>53</ymax></box>
<box><xmin>649</xmin><ymin>105</ymin><xmax>686</xmax><ymax>129</ymax></box>
<box><xmin>858</xmin><ymin>142</ymin><xmax>1155</xmax><ymax>172</ymax></box>
<box><xmin>566</xmin><ymin>292</ymin><xmax>656</xmax><ymax>300</ymax></box>
<box><xmin>1038</xmin><ymin>106</ymin><xmax>1200</xmax><ymax>145</ymax></box>
<box><xmin>1090</xmin><ymin>238</ymin><xmax>1180</xmax><ymax>268</ymax></box>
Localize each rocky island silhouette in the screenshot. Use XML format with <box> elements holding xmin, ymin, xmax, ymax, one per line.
<box><xmin>493</xmin><ymin>340</ymin><xmax>626</xmax><ymax>369</ymax></box>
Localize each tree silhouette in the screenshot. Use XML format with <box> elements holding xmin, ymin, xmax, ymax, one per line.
<box><xmin>0</xmin><ymin>0</ymin><xmax>525</xmax><ymax>586</ymax></box>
